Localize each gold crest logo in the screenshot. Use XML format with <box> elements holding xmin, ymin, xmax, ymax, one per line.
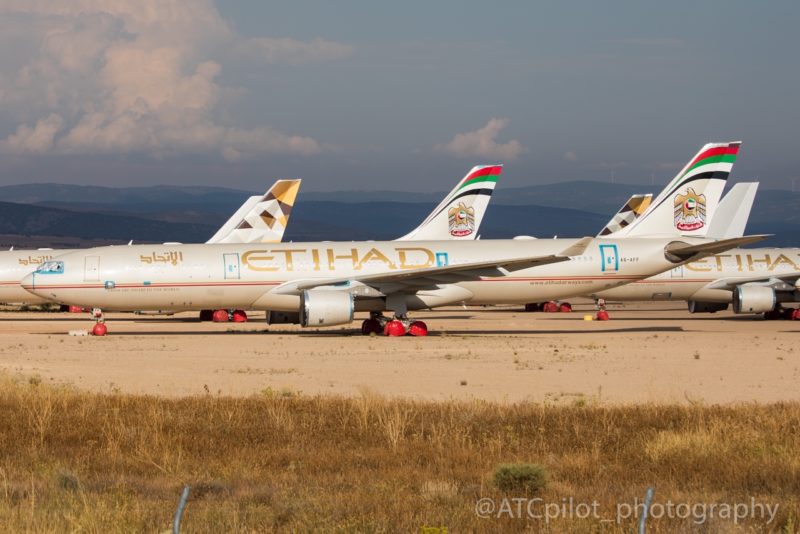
<box><xmin>448</xmin><ymin>202</ymin><xmax>475</xmax><ymax>237</ymax></box>
<box><xmin>673</xmin><ymin>187</ymin><xmax>707</xmax><ymax>231</ymax></box>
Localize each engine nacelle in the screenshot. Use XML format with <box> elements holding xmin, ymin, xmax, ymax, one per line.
<box><xmin>266</xmin><ymin>311</ymin><xmax>300</xmax><ymax>325</ymax></box>
<box><xmin>732</xmin><ymin>285</ymin><xmax>776</xmax><ymax>314</ymax></box>
<box><xmin>300</xmin><ymin>290</ymin><xmax>354</xmax><ymax>327</ymax></box>
<box><xmin>687</xmin><ymin>300</ymin><xmax>729</xmax><ymax>314</ymax></box>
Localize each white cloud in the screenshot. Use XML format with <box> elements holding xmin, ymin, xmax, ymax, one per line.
<box><xmin>0</xmin><ymin>1</ymin><xmax>351</xmax><ymax>160</ymax></box>
<box><xmin>435</xmin><ymin>118</ymin><xmax>526</xmax><ymax>160</ymax></box>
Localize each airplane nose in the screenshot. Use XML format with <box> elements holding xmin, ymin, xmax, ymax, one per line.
<box><xmin>20</xmin><ymin>273</ymin><xmax>37</xmax><ymax>294</ymax></box>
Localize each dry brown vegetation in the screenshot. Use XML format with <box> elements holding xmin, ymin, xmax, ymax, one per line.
<box><xmin>0</xmin><ymin>376</ymin><xmax>798</xmax><ymax>532</ymax></box>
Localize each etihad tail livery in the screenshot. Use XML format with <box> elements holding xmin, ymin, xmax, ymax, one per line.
<box><xmin>208</xmin><ymin>179</ymin><xmax>301</xmax><ymax>244</ymax></box>
<box><xmin>0</xmin><ymin>180</ymin><xmax>301</xmax><ymax>305</ymax></box>
<box><xmin>397</xmin><ymin>165</ymin><xmax>501</xmax><ymax>240</ymax></box>
<box><xmin>597</xmin><ymin>194</ymin><xmax>652</xmax><ymax>237</ymax></box>
<box><xmin>612</xmin><ymin>142</ymin><xmax>741</xmax><ymax>238</ymax></box>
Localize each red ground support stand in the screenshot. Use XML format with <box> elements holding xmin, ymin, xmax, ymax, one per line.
<box><xmin>559</xmin><ymin>302</ymin><xmax>573</xmax><ymax>313</ymax></box>
<box><xmin>91</xmin><ymin>323</ymin><xmax>108</xmax><ymax>336</ymax></box>
<box><xmin>231</xmin><ymin>310</ymin><xmax>248</xmax><ymax>322</ymax></box>
<box><xmin>596</xmin><ymin>310</ymin><xmax>610</xmax><ymax>321</ymax></box>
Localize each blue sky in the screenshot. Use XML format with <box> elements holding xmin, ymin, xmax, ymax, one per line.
<box><xmin>1</xmin><ymin>1</ymin><xmax>798</xmax><ymax>192</ymax></box>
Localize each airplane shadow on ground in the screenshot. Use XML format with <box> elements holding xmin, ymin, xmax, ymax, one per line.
<box><xmin>33</xmin><ymin>325</ymin><xmax>686</xmax><ymax>337</ymax></box>
<box><xmin>433</xmin><ymin>326</ymin><xmax>684</xmax><ymax>335</ymax></box>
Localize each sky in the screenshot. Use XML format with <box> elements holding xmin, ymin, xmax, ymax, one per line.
<box><xmin>0</xmin><ymin>0</ymin><xmax>799</xmax><ymax>193</ymax></box>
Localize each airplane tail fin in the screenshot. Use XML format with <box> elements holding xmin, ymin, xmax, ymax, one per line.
<box><xmin>705</xmin><ymin>182</ymin><xmax>759</xmax><ymax>239</ymax></box>
<box><xmin>396</xmin><ymin>165</ymin><xmax>501</xmax><ymax>241</ymax></box>
<box><xmin>597</xmin><ymin>194</ymin><xmax>652</xmax><ymax>237</ymax></box>
<box><xmin>206</xmin><ymin>196</ymin><xmax>262</xmax><ymax>244</ymax></box>
<box><xmin>208</xmin><ymin>179</ymin><xmax>301</xmax><ymax>244</ymax></box>
<box><xmin>616</xmin><ymin>141</ymin><xmax>741</xmax><ymax>238</ymax></box>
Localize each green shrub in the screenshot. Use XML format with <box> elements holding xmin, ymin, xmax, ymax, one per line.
<box><xmin>493</xmin><ymin>463</ymin><xmax>547</xmax><ymax>493</ymax></box>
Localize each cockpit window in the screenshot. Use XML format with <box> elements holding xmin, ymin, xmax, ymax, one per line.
<box><xmin>36</xmin><ymin>261</ymin><xmax>64</xmax><ymax>274</ymax></box>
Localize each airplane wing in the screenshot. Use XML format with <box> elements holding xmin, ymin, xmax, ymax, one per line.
<box><xmin>271</xmin><ymin>238</ymin><xmax>596</xmax><ymax>296</ymax></box>
<box><xmin>705</xmin><ymin>271</ymin><xmax>800</xmax><ymax>291</ymax></box>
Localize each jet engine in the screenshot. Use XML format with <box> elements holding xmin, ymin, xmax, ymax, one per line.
<box><xmin>687</xmin><ymin>301</ymin><xmax>729</xmax><ymax>314</ymax></box>
<box><xmin>732</xmin><ymin>285</ymin><xmax>776</xmax><ymax>314</ymax></box>
<box><xmin>300</xmin><ymin>290</ymin><xmax>354</xmax><ymax>327</ymax></box>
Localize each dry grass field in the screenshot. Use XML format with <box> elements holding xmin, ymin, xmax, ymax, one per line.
<box><xmin>0</xmin><ymin>375</ymin><xmax>798</xmax><ymax>532</ymax></box>
<box><xmin>1</xmin><ymin>302</ymin><xmax>799</xmax><ymax>531</ymax></box>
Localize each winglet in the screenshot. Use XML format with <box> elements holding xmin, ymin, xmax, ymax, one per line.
<box><xmin>559</xmin><ymin>236</ymin><xmax>593</xmax><ymax>257</ymax></box>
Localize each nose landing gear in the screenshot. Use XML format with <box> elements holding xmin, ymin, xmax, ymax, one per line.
<box><xmin>90</xmin><ymin>308</ymin><xmax>107</xmax><ymax>336</ymax></box>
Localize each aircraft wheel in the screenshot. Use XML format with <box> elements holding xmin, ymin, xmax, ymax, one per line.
<box><xmin>524</xmin><ymin>303</ymin><xmax>542</xmax><ymax>312</ymax></box>
<box><xmin>542</xmin><ymin>301</ymin><xmax>559</xmax><ymax>313</ymax></box>
<box><xmin>212</xmin><ymin>309</ymin><xmax>230</xmax><ymax>322</ymax></box>
<box><xmin>764</xmin><ymin>310</ymin><xmax>782</xmax><ymax>320</ymax></box>
<box><xmin>384</xmin><ymin>319</ymin><xmax>406</xmax><ymax>337</ymax></box>
<box><xmin>408</xmin><ymin>321</ymin><xmax>428</xmax><ymax>336</ymax></box>
<box><xmin>361</xmin><ymin>319</ymin><xmax>383</xmax><ymax>335</ymax></box>
<box><xmin>199</xmin><ymin>309</ymin><xmax>214</xmax><ymax>322</ymax></box>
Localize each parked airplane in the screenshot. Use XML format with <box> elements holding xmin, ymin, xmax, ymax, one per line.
<box><xmin>525</xmin><ymin>142</ymin><xmax>744</xmax><ymax>311</ymax></box>
<box><xmin>591</xmin><ymin>182</ymin><xmax>800</xmax><ymax>318</ymax></box>
<box><xmin>0</xmin><ymin>179</ymin><xmax>301</xmax><ymax>305</ymax></box>
<box><xmin>21</xmin><ymin>147</ymin><xmax>762</xmax><ymax>337</ymax></box>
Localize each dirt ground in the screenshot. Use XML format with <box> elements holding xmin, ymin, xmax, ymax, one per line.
<box><xmin>0</xmin><ymin>300</ymin><xmax>797</xmax><ymax>404</ymax></box>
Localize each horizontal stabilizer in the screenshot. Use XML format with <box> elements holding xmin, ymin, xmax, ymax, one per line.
<box><xmin>664</xmin><ymin>234</ymin><xmax>769</xmax><ymax>262</ymax></box>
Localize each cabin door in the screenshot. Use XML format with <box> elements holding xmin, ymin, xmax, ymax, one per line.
<box><xmin>84</xmin><ymin>256</ymin><xmax>100</xmax><ymax>282</ymax></box>
<box><xmin>224</xmin><ymin>253</ymin><xmax>241</xmax><ymax>280</ymax></box>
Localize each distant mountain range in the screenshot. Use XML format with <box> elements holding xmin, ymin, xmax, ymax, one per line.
<box><xmin>0</xmin><ymin>181</ymin><xmax>797</xmax><ymax>247</ymax></box>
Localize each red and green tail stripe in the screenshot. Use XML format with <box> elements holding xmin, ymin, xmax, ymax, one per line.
<box><xmin>681</xmin><ymin>143</ymin><xmax>740</xmax><ymax>178</ymax></box>
<box><xmin>458</xmin><ymin>165</ymin><xmax>502</xmax><ymax>190</ymax></box>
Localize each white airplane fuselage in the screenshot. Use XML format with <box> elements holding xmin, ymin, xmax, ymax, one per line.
<box><xmin>0</xmin><ymin>250</ymin><xmax>59</xmax><ymax>304</ymax></box>
<box><xmin>23</xmin><ymin>238</ymin><xmax>716</xmax><ymax>312</ymax></box>
<box><xmin>593</xmin><ymin>247</ymin><xmax>800</xmax><ymax>302</ymax></box>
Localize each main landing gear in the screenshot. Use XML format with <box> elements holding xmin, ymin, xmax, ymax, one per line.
<box><xmin>200</xmin><ymin>309</ymin><xmax>248</xmax><ymax>322</ymax></box>
<box><xmin>360</xmin><ymin>312</ymin><xmax>428</xmax><ymax>337</ymax></box>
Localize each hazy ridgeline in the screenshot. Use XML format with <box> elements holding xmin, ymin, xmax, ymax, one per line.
<box><xmin>0</xmin><ymin>376</ymin><xmax>798</xmax><ymax>532</ymax></box>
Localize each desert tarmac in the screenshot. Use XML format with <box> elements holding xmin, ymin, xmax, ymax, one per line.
<box><xmin>0</xmin><ymin>300</ymin><xmax>797</xmax><ymax>404</ymax></box>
